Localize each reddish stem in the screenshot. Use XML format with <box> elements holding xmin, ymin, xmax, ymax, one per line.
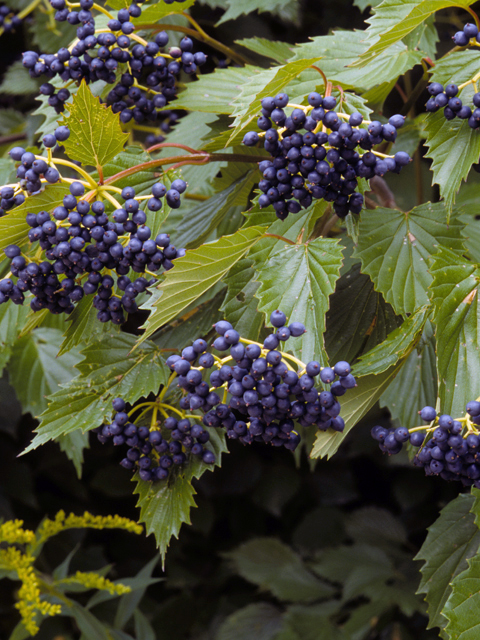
<box><xmin>146</xmin><ymin>142</ymin><xmax>205</xmax><ymax>155</ymax></box>
<box><xmin>264</xmin><ymin>233</ymin><xmax>296</xmax><ymax>245</ymax></box>
<box><xmin>311</xmin><ymin>65</ymin><xmax>328</xmax><ymax>88</ymax></box>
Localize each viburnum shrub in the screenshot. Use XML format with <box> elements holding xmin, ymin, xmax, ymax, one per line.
<box><xmin>3</xmin><ymin>0</ymin><xmax>480</xmax><ymax>637</ymax></box>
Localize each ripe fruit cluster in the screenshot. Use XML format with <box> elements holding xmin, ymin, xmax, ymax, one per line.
<box><xmin>93</xmin><ymin>398</ymin><xmax>215</xmax><ymax>483</ymax></box>
<box><xmin>94</xmin><ymin>311</ymin><xmax>355</xmax><ymax>482</ymax></box>
<box><xmin>22</xmin><ymin>0</ymin><xmax>206</xmax><ymax>126</ymax></box>
<box><xmin>243</xmin><ymin>92</ymin><xmax>411</xmax><ymax>219</ymax></box>
<box><xmin>0</xmin><ymin>175</ymin><xmax>186</xmax><ymax>323</ymax></box>
<box><xmin>371</xmin><ymin>402</ymin><xmax>480</xmax><ymax>488</ymax></box>
<box><xmin>426</xmin><ymin>82</ymin><xmax>480</xmax><ymax>128</ymax></box>
<box><xmin>452</xmin><ymin>21</ymin><xmax>480</xmax><ymax>46</ymax></box>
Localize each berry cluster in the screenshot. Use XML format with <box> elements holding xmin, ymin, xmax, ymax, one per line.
<box><xmin>9</xmin><ymin>130</ymin><xmax>69</xmax><ymax>196</ymax></box>
<box><xmin>93</xmin><ymin>398</ymin><xmax>215</xmax><ymax>482</ymax></box>
<box><xmin>0</xmin><ymin>177</ymin><xmax>186</xmax><ymax>323</ymax></box>
<box><xmin>0</xmin><ymin>187</ymin><xmax>25</xmax><ymax>216</ymax></box>
<box><xmin>0</xmin><ymin>3</ymin><xmax>21</xmax><ymax>33</ymax></box>
<box><xmin>94</xmin><ymin>311</ymin><xmax>355</xmax><ymax>482</ymax></box>
<box><xmin>22</xmin><ymin>0</ymin><xmax>206</xmax><ymax>125</ymax></box>
<box><xmin>371</xmin><ymin>402</ymin><xmax>480</xmax><ymax>488</ymax></box>
<box><xmin>426</xmin><ymin>82</ymin><xmax>480</xmax><ymax>128</ymax></box>
<box><xmin>243</xmin><ymin>92</ymin><xmax>411</xmax><ymax>219</ymax></box>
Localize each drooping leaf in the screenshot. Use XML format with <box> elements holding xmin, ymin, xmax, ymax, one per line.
<box><xmin>57</xmin><ymin>429</ymin><xmax>90</xmax><ymax>479</ymax></box>
<box><xmin>23</xmin><ymin>334</ymin><xmax>169</xmax><ymax>452</ymax></box>
<box><xmin>226</xmin><ymin>538</ymin><xmax>335</xmax><ymax>602</ymax></box>
<box><xmin>140</xmin><ymin>226</ymin><xmax>267</xmax><ymax>343</ymax></box>
<box><xmin>60</xmin><ymin>80</ymin><xmax>129</xmax><ymax>169</ymax></box>
<box><xmin>9</xmin><ymin>328</ymin><xmax>82</xmax><ymax>418</ymax></box>
<box><xmin>429</xmin><ymin>247</ymin><xmax>480</xmax><ymax>417</ymax></box>
<box><xmin>0</xmin><ymin>184</ymin><xmax>71</xmax><ymax>259</ymax></box>
<box><xmin>415</xmin><ymin>493</ymin><xmax>480</xmax><ymax>633</ymax></box>
<box><xmin>380</xmin><ymin>321</ymin><xmax>437</xmax><ymax>429</ymax></box>
<box><xmin>254</xmin><ymin>238</ymin><xmax>344</xmax><ymax>367</ymax></box>
<box><xmin>133</xmin><ymin>428</ymin><xmax>227</xmax><ymax>563</ymax></box>
<box><xmin>353</xmin><ymin>202</ymin><xmax>465</xmax><ymax>316</ymax></box>
<box><xmin>353</xmin><ymin>306</ymin><xmax>430</xmax><ymax>376</ymax></box>
<box><xmin>325</xmin><ymin>263</ymin><xmax>402</xmax><ymax>366</ymax></box>
<box><xmin>311</xmin><ymin>360</ymin><xmax>407</xmax><ymax>459</ymax></box>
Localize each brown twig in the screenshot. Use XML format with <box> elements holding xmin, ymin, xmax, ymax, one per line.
<box><xmin>369</xmin><ymin>176</ymin><xmax>399</xmax><ymax>209</ymax></box>
<box><xmin>0</xmin><ymin>132</ymin><xmax>27</xmax><ymax>146</ymax></box>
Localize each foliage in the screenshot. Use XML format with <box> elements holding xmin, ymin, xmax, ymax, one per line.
<box><xmin>2</xmin><ymin>0</ymin><xmax>480</xmax><ymax>637</ymax></box>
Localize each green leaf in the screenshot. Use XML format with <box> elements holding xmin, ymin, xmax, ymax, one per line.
<box><xmin>254</xmin><ymin>238</ymin><xmax>344</xmax><ymax>367</ymax></box>
<box><xmin>226</xmin><ymin>538</ymin><xmax>335</xmax><ymax>602</ymax></box>
<box><xmin>9</xmin><ymin>328</ymin><xmax>82</xmax><ymax>418</ymax></box>
<box><xmin>63</xmin><ymin>600</ymin><xmax>112</xmax><ymax>640</ymax></box>
<box><xmin>353</xmin><ymin>202</ymin><xmax>465</xmax><ymax>317</ymax></box>
<box><xmin>216</xmin><ymin>0</ymin><xmax>298</xmax><ymax>24</ymax></box>
<box><xmin>311</xmin><ymin>361</ymin><xmax>406</xmax><ymax>459</ymax></box>
<box><xmin>354</xmin><ymin>306</ymin><xmax>430</xmax><ymax>376</ymax></box>
<box><xmin>216</xmin><ymin>603</ymin><xmax>284</xmax><ymax>640</ymax></box>
<box><xmin>353</xmin><ymin>0</ymin><xmax>477</xmax><ymax>67</ymax></box>
<box><xmin>325</xmin><ymin>263</ymin><xmax>402</xmax><ymax>366</ymax></box>
<box><xmin>0</xmin><ymin>61</ymin><xmax>38</xmax><ymax>95</ymax></box>
<box><xmin>236</xmin><ymin>37</ymin><xmax>293</xmax><ymax>63</ymax></box>
<box><xmin>60</xmin><ymin>80</ymin><xmax>128</xmax><ymax>169</ymax></box>
<box><xmin>429</xmin><ymin>247</ymin><xmax>480</xmax><ymax>417</ymax></box>
<box><xmin>174</xmin><ymin>170</ymin><xmax>258</xmax><ymax>249</ymax></box>
<box><xmin>415</xmin><ymin>493</ymin><xmax>480</xmax><ymax>633</ymax></box>
<box><xmin>220</xmin><ymin>258</ymin><xmax>264</xmax><ymax>341</ymax></box>
<box><xmin>173</xmin><ymin>66</ymin><xmax>256</xmax><ymax>114</ymax></box>
<box><xmin>140</xmin><ymin>226</ymin><xmax>267</xmax><ymax>343</ymax></box>
<box><xmin>57</xmin><ymin>430</ymin><xmax>90</xmax><ymax>478</ymax></box>
<box><xmin>133</xmin><ymin>611</ymin><xmax>155</xmax><ymax>640</ymax></box>
<box><xmin>290</xmin><ymin>31</ymin><xmax>425</xmax><ymax>93</ymax></box>
<box><xmin>425</xmin><ymin>111</ymin><xmax>480</xmax><ymax>210</ymax></box>
<box><xmin>443</xmin><ymin>553</ymin><xmax>480</xmax><ymax>640</ymax></box>
<box><xmin>23</xmin><ymin>334</ymin><xmax>169</xmax><ymax>452</ymax></box>
<box><xmin>133</xmin><ymin>428</ymin><xmax>227</xmax><ymax>563</ymax></box>
<box><xmin>380</xmin><ymin>321</ymin><xmax>437</xmax><ymax>429</ymax></box>
<box><xmin>0</xmin><ymin>303</ymin><xmax>30</xmax><ymax>374</ymax></box>
<box><xmin>0</xmin><ymin>184</ymin><xmax>71</xmax><ymax>259</ymax></box>
<box><xmin>113</xmin><ymin>556</ymin><xmax>160</xmax><ymax>629</ymax></box>
<box><xmin>278</xmin><ymin>604</ymin><xmax>345</xmax><ymax>640</ymax></box>
<box><xmin>131</xmin><ymin>0</ymin><xmax>196</xmax><ymax>22</ymax></box>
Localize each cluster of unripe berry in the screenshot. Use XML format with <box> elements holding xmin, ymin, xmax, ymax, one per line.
<box><xmin>243</xmin><ymin>92</ymin><xmax>411</xmax><ymax>219</ymax></box>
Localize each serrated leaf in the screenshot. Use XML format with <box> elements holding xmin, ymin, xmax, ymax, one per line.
<box><xmin>221</xmin><ymin>258</ymin><xmax>263</xmax><ymax>341</ymax></box>
<box><xmin>380</xmin><ymin>321</ymin><xmax>437</xmax><ymax>429</ymax></box>
<box><xmin>139</xmin><ymin>226</ymin><xmax>267</xmax><ymax>343</ymax></box>
<box><xmin>60</xmin><ymin>80</ymin><xmax>128</xmax><ymax>169</ymax></box>
<box><xmin>133</xmin><ymin>428</ymin><xmax>227</xmax><ymax>563</ymax></box>
<box><xmin>255</xmin><ymin>238</ymin><xmax>344</xmax><ymax>366</ymax></box>
<box><xmin>443</xmin><ymin>553</ymin><xmax>480</xmax><ymax>639</ymax></box>
<box><xmin>173</xmin><ymin>66</ymin><xmax>256</xmax><ymax>114</ymax></box>
<box><xmin>0</xmin><ymin>184</ymin><xmax>71</xmax><ymax>259</ymax></box>
<box><xmin>174</xmin><ymin>170</ymin><xmax>258</xmax><ymax>249</ymax></box>
<box><xmin>424</xmin><ymin>112</ymin><xmax>480</xmax><ymax>210</ymax></box>
<box><xmin>311</xmin><ymin>360</ymin><xmax>406</xmax><ymax>459</ymax></box>
<box><xmin>57</xmin><ymin>429</ymin><xmax>90</xmax><ymax>478</ymax></box>
<box><xmin>429</xmin><ymin>247</ymin><xmax>480</xmax><ymax>417</ymax></box>
<box><xmin>9</xmin><ymin>328</ymin><xmax>82</xmax><ymax>417</ymax></box>
<box><xmin>353</xmin><ymin>202</ymin><xmax>465</xmax><ymax>317</ymax></box>
<box><xmin>216</xmin><ymin>0</ymin><xmax>297</xmax><ymax>24</ymax></box>
<box><xmin>226</xmin><ymin>538</ymin><xmax>335</xmax><ymax>602</ymax></box>
<box><xmin>415</xmin><ymin>493</ymin><xmax>480</xmax><ymax>632</ymax></box>
<box><xmin>216</xmin><ymin>603</ymin><xmax>284</xmax><ymax>640</ymax></box>
<box><xmin>353</xmin><ymin>0</ymin><xmax>477</xmax><ymax>67</ymax></box>
<box><xmin>23</xmin><ymin>334</ymin><xmax>169</xmax><ymax>452</ymax></box>
<box><xmin>290</xmin><ymin>31</ymin><xmax>425</xmax><ymax>93</ymax></box>
<box><xmin>236</xmin><ymin>37</ymin><xmax>293</xmax><ymax>63</ymax></box>
<box><xmin>354</xmin><ymin>306</ymin><xmax>430</xmax><ymax>376</ymax></box>
<box><xmin>325</xmin><ymin>263</ymin><xmax>402</xmax><ymax>366</ymax></box>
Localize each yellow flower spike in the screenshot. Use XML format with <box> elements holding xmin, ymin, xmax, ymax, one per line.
<box><xmin>58</xmin><ymin>571</ymin><xmax>131</xmax><ymax>596</ymax></box>
<box><xmin>0</xmin><ymin>520</ymin><xmax>35</xmax><ymax>545</ymax></box>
